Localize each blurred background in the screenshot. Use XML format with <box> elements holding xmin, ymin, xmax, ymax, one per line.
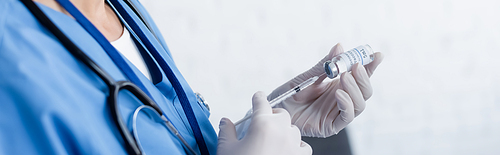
<box><xmin>141</xmin><ymin>0</ymin><xmax>500</xmax><ymax>154</ymax></box>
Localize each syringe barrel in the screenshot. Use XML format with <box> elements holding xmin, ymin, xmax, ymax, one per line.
<box><xmin>324</xmin><ymin>44</ymin><xmax>375</xmax><ymax>79</ymax></box>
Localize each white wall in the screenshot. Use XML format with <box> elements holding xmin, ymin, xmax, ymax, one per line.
<box><xmin>141</xmin><ymin>0</ymin><xmax>500</xmax><ymax>154</ymax></box>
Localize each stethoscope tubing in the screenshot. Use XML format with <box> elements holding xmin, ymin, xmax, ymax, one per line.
<box><xmin>19</xmin><ymin>0</ymin><xmax>198</xmax><ymax>154</ymax></box>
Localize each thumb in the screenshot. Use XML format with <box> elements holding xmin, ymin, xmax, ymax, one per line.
<box><xmin>291</xmin><ymin>43</ymin><xmax>344</xmax><ymax>86</ymax></box>
<box><xmin>365</xmin><ymin>52</ymin><xmax>384</xmax><ymax>77</ymax></box>
<box><xmin>268</xmin><ymin>43</ymin><xmax>344</xmax><ymax>100</ymax></box>
<box><xmin>252</xmin><ymin>91</ymin><xmax>273</xmax><ymax>115</ymax></box>
<box><xmin>218</xmin><ymin>118</ymin><xmax>238</xmax><ymax>143</ymax></box>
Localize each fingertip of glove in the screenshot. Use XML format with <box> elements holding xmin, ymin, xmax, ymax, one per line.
<box><xmin>332</xmin><ymin>43</ymin><xmax>344</xmax><ymax>56</ymax></box>
<box><xmin>336</xmin><ymin>42</ymin><xmax>343</xmax><ymax>49</ymax></box>
<box><xmin>336</xmin><ymin>88</ymin><xmax>345</xmax><ymax>93</ymax></box>
<box><xmin>253</xmin><ymin>91</ymin><xmax>266</xmax><ymax>99</ymax></box>
<box><xmin>219</xmin><ymin>117</ymin><xmax>229</xmax><ymax>127</ymax></box>
<box><xmin>326</xmin><ymin>43</ymin><xmax>344</xmax><ymax>60</ymax></box>
<box><xmin>252</xmin><ymin>91</ymin><xmax>269</xmax><ymax>105</ymax></box>
<box><xmin>371</xmin><ymin>52</ymin><xmax>385</xmax><ymax>68</ymax></box>
<box><xmin>365</xmin><ymin>52</ymin><xmax>385</xmax><ymax>77</ymax></box>
<box><xmin>375</xmin><ymin>52</ymin><xmax>385</xmax><ymax>61</ymax></box>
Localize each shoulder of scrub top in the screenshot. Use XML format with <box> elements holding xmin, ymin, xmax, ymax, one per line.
<box><xmin>128</xmin><ymin>0</ymin><xmax>174</xmax><ymax>59</ymax></box>
<box><xmin>0</xmin><ymin>0</ymin><xmax>174</xmax><ymax>60</ymax></box>
<box><xmin>0</xmin><ymin>0</ymin><xmax>12</xmax><ymax>46</ymax></box>
<box><xmin>1</xmin><ymin>0</ymin><xmax>28</xmax><ymax>49</ymax></box>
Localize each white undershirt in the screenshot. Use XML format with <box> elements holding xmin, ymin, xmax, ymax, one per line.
<box><xmin>110</xmin><ymin>28</ymin><xmax>151</xmax><ymax>80</ymax></box>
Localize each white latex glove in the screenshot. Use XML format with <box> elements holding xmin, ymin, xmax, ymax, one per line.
<box><xmin>217</xmin><ymin>92</ymin><xmax>312</xmax><ymax>155</ymax></box>
<box><xmin>270</xmin><ymin>43</ymin><xmax>384</xmax><ymax>138</ymax></box>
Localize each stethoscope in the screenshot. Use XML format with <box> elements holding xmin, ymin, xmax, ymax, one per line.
<box><xmin>20</xmin><ymin>0</ymin><xmax>209</xmax><ymax>154</ymax></box>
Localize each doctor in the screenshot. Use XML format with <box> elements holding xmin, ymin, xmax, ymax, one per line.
<box><xmin>0</xmin><ymin>0</ymin><xmax>383</xmax><ymax>154</ymax></box>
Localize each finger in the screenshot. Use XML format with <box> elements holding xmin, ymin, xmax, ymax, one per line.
<box><xmin>291</xmin><ymin>125</ymin><xmax>303</xmax><ymax>147</ymax></box>
<box><xmin>340</xmin><ymin>72</ymin><xmax>366</xmax><ymax>117</ymax></box>
<box><xmin>294</xmin><ymin>43</ymin><xmax>344</xmax><ymax>85</ymax></box>
<box><xmin>272</xmin><ymin>108</ymin><xmax>289</xmax><ymax>115</ymax></box>
<box><xmin>351</xmin><ymin>63</ymin><xmax>373</xmax><ymax>100</ymax></box>
<box><xmin>268</xmin><ymin>43</ymin><xmax>344</xmax><ymax>101</ymax></box>
<box><xmin>365</xmin><ymin>52</ymin><xmax>384</xmax><ymax>77</ymax></box>
<box><xmin>322</xmin><ymin>43</ymin><xmax>344</xmax><ymax>66</ymax></box>
<box><xmin>332</xmin><ymin>89</ymin><xmax>355</xmax><ymax>134</ymax></box>
<box><xmin>252</xmin><ymin>91</ymin><xmax>272</xmax><ymax>115</ymax></box>
<box><xmin>332</xmin><ymin>43</ymin><xmax>344</xmax><ymax>56</ymax></box>
<box><xmin>291</xmin><ymin>124</ymin><xmax>301</xmax><ymax>136</ymax></box>
<box><xmin>272</xmin><ymin>108</ymin><xmax>292</xmax><ymax>123</ymax></box>
<box><xmin>218</xmin><ymin>118</ymin><xmax>237</xmax><ymax>142</ymax></box>
<box><xmin>291</xmin><ymin>44</ymin><xmax>344</xmax><ymax>101</ymax></box>
<box><xmin>315</xmin><ymin>43</ymin><xmax>344</xmax><ymax>81</ymax></box>
<box><xmin>300</xmin><ymin>140</ymin><xmax>313</xmax><ymax>155</ymax></box>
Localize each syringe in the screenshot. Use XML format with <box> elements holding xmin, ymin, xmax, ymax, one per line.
<box><xmin>234</xmin><ymin>44</ymin><xmax>375</xmax><ymax>126</ymax></box>
<box><xmin>234</xmin><ymin>74</ymin><xmax>322</xmax><ymax>126</ymax></box>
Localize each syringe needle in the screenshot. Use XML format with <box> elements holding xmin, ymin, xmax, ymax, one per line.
<box><xmin>234</xmin><ymin>74</ymin><xmax>323</xmax><ymax>126</ymax></box>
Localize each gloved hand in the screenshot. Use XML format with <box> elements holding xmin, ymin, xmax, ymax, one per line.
<box><xmin>217</xmin><ymin>92</ymin><xmax>312</xmax><ymax>155</ymax></box>
<box><xmin>269</xmin><ymin>43</ymin><xmax>384</xmax><ymax>138</ymax></box>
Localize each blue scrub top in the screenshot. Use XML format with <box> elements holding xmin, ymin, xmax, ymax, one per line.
<box><xmin>0</xmin><ymin>0</ymin><xmax>217</xmax><ymax>154</ymax></box>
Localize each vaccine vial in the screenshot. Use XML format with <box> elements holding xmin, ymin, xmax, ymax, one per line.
<box><xmin>324</xmin><ymin>44</ymin><xmax>375</xmax><ymax>79</ymax></box>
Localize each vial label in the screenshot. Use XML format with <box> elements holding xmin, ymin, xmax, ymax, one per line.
<box><xmin>338</xmin><ymin>45</ymin><xmax>373</xmax><ymax>71</ymax></box>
